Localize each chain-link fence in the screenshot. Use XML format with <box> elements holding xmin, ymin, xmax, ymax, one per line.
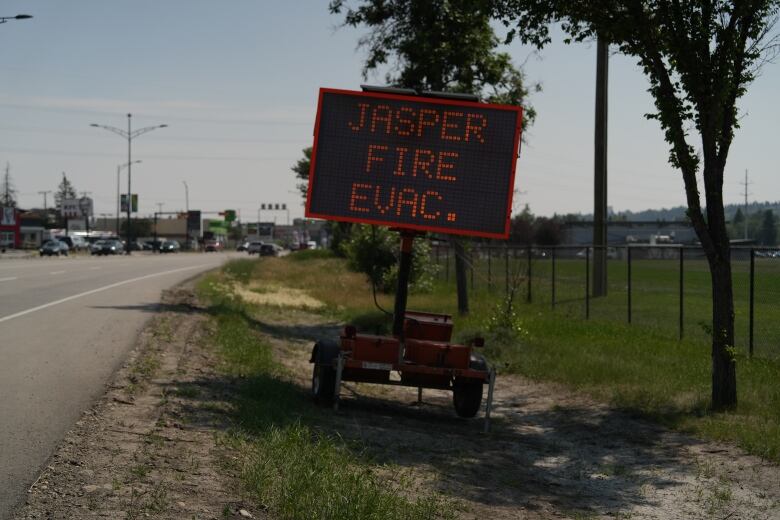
<box><xmin>430</xmin><ymin>243</ymin><xmax>780</xmax><ymax>359</ymax></box>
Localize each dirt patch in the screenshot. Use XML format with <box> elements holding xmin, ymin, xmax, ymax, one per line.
<box><xmin>246</xmin><ymin>304</ymin><xmax>780</xmax><ymax>520</ymax></box>
<box><xmin>234</xmin><ymin>282</ymin><xmax>325</xmax><ymax>310</ymax></box>
<box><xmin>13</xmin><ymin>285</ymin><xmax>259</xmax><ymax>520</ymax></box>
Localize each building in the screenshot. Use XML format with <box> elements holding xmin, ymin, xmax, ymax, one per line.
<box><xmin>562</xmin><ymin>221</ymin><xmax>698</xmax><ymax>245</ymax></box>
<box><xmin>0</xmin><ymin>207</ymin><xmax>21</xmax><ymax>249</ymax></box>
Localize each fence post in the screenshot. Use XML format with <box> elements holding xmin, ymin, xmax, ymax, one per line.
<box><xmin>750</xmin><ymin>248</ymin><xmax>755</xmax><ymax>357</ymax></box>
<box><xmin>470</xmin><ymin>249</ymin><xmax>475</xmax><ymax>291</ymax></box>
<box><xmin>585</xmin><ymin>247</ymin><xmax>590</xmax><ymax>319</ymax></box>
<box><xmin>527</xmin><ymin>246</ymin><xmax>532</xmax><ymax>303</ymax></box>
<box><xmin>627</xmin><ymin>246</ymin><xmax>632</xmax><ymax>324</ymax></box>
<box><xmin>445</xmin><ymin>246</ymin><xmax>450</xmax><ymax>283</ymax></box>
<box><xmin>505</xmin><ymin>245</ymin><xmax>509</xmax><ymax>297</ymax></box>
<box><xmin>551</xmin><ymin>247</ymin><xmax>556</xmax><ymax>309</ymax></box>
<box><xmin>679</xmin><ymin>246</ymin><xmax>684</xmax><ymax>341</ymax></box>
<box><xmin>487</xmin><ymin>247</ymin><xmax>492</xmax><ymax>290</ymax></box>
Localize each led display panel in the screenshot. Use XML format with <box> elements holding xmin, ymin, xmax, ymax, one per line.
<box><xmin>305</xmin><ymin>88</ymin><xmax>523</xmax><ymax>239</ymax></box>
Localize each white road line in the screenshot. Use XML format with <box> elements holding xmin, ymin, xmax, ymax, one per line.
<box><xmin>0</xmin><ymin>264</ymin><xmax>212</xmax><ymax>324</ymax></box>
<box><xmin>49</xmin><ymin>271</ymin><xmax>66</xmax><ymax>275</ymax></box>
<box><xmin>0</xmin><ymin>276</ymin><xmax>18</xmax><ymax>282</ymax></box>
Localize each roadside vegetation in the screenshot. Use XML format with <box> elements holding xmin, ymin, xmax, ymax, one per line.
<box><xmin>196</xmin><ymin>261</ymin><xmax>453</xmax><ymax>520</ymax></box>
<box><xmin>207</xmin><ymin>253</ymin><xmax>780</xmax><ymax>463</ymax></box>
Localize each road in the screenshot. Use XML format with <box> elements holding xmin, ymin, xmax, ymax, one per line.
<box><xmin>0</xmin><ymin>252</ymin><xmax>236</xmax><ymax>518</ymax></box>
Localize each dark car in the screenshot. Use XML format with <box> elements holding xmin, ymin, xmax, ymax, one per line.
<box><xmin>204</xmin><ymin>240</ymin><xmax>223</xmax><ymax>252</ymax></box>
<box><xmin>159</xmin><ymin>240</ymin><xmax>180</xmax><ymax>253</ymax></box>
<box><xmin>259</xmin><ymin>244</ymin><xmax>278</xmax><ymax>257</ymax></box>
<box><xmin>91</xmin><ymin>239</ymin><xmax>123</xmax><ymax>255</ymax></box>
<box><xmin>40</xmin><ymin>240</ymin><xmax>69</xmax><ymax>257</ymax></box>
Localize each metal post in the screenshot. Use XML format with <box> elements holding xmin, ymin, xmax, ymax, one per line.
<box><xmin>750</xmin><ymin>248</ymin><xmax>755</xmax><ymax>357</ymax></box>
<box><xmin>552</xmin><ymin>247</ymin><xmax>556</xmax><ymax>309</ymax></box>
<box><xmin>679</xmin><ymin>246</ymin><xmax>684</xmax><ymax>340</ymax></box>
<box><xmin>116</xmin><ymin>165</ymin><xmax>121</xmax><ymax>236</ymax></box>
<box><xmin>392</xmin><ymin>232</ymin><xmax>415</xmax><ymax>337</ymax></box>
<box><xmin>585</xmin><ymin>247</ymin><xmax>590</xmax><ymax>319</ymax></box>
<box><xmin>126</xmin><ymin>114</ymin><xmax>132</xmax><ymax>255</ymax></box>
<box><xmin>154</xmin><ymin>213</ymin><xmax>158</xmax><ymax>254</ymax></box>
<box><xmin>627</xmin><ymin>247</ymin><xmax>632</xmax><ymax>324</ymax></box>
<box><xmin>526</xmin><ymin>246</ymin><xmax>532</xmax><ymax>303</ymax></box>
<box><xmin>333</xmin><ymin>353</ymin><xmax>345</xmax><ymax>411</ymax></box>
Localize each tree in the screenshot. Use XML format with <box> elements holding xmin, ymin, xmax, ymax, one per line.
<box><xmin>0</xmin><ymin>162</ymin><xmax>17</xmax><ymax>208</ymax></box>
<box><xmin>54</xmin><ymin>172</ymin><xmax>77</xmax><ymax>212</ymax></box>
<box><xmin>291</xmin><ymin>147</ymin><xmax>313</xmax><ymax>200</ymax></box>
<box><xmin>331</xmin><ymin>0</ymin><xmax>539</xmax><ymax>315</ymax></box>
<box><xmin>759</xmin><ymin>210</ymin><xmax>777</xmax><ymax>246</ymax></box>
<box><xmin>510</xmin><ymin>204</ymin><xmax>535</xmax><ymax>244</ymax></box>
<box><xmin>493</xmin><ymin>0</ymin><xmax>780</xmax><ymax>408</ymax></box>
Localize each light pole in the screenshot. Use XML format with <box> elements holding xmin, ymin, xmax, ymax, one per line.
<box><xmin>117</xmin><ymin>160</ymin><xmax>141</xmax><ymax>236</ymax></box>
<box><xmin>91</xmin><ymin>114</ymin><xmax>167</xmax><ymax>254</ymax></box>
<box><xmin>0</xmin><ymin>14</ymin><xmax>32</xmax><ymax>24</ymax></box>
<box><xmin>182</xmin><ymin>181</ymin><xmax>190</xmax><ymax>249</ymax></box>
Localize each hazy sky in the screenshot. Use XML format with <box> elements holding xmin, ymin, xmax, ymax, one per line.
<box><xmin>1</xmin><ymin>1</ymin><xmax>778</xmax><ymax>222</ymax></box>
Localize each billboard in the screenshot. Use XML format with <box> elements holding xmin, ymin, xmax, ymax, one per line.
<box><xmin>61</xmin><ymin>198</ymin><xmax>93</xmax><ymax>218</ymax></box>
<box><xmin>1</xmin><ymin>207</ymin><xmax>16</xmax><ymax>226</ymax></box>
<box><xmin>120</xmin><ymin>194</ymin><xmax>138</xmax><ymax>213</ymax></box>
<box><xmin>305</xmin><ymin>88</ymin><xmax>523</xmax><ymax>239</ymax></box>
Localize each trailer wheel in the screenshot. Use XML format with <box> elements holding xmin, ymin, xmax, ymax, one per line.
<box><xmin>312</xmin><ymin>363</ymin><xmax>336</xmax><ymax>402</ymax></box>
<box><xmin>310</xmin><ymin>339</ymin><xmax>340</xmax><ymax>403</ymax></box>
<box><xmin>452</xmin><ymin>354</ymin><xmax>487</xmax><ymax>418</ymax></box>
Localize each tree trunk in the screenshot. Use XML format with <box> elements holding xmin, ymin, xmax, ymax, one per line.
<box><xmin>453</xmin><ymin>238</ymin><xmax>469</xmax><ymax>315</ymax></box>
<box><xmin>708</xmin><ymin>250</ymin><xmax>737</xmax><ymax>409</ymax></box>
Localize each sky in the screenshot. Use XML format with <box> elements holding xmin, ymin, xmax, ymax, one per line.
<box><xmin>1</xmin><ymin>0</ymin><xmax>778</xmax><ymax>223</ymax></box>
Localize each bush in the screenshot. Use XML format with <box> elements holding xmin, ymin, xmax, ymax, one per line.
<box><xmin>342</xmin><ymin>225</ymin><xmax>437</xmax><ymax>293</ymax></box>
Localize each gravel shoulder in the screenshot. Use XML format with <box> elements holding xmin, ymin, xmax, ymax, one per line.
<box><xmin>14</xmin><ymin>283</ymin><xmax>780</xmax><ymax>519</ymax></box>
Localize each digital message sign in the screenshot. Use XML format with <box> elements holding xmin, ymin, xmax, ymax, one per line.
<box><xmin>305</xmin><ymin>88</ymin><xmax>522</xmax><ymax>239</ymax></box>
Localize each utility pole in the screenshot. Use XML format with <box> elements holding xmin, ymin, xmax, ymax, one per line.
<box><xmin>156</xmin><ymin>202</ymin><xmax>164</xmax><ymax>214</ymax></box>
<box><xmin>741</xmin><ymin>169</ymin><xmax>752</xmax><ymax>240</ymax></box>
<box><xmin>593</xmin><ymin>37</ymin><xmax>609</xmax><ymax>297</ymax></box>
<box><xmin>38</xmin><ymin>190</ymin><xmax>51</xmax><ymax>210</ymax></box>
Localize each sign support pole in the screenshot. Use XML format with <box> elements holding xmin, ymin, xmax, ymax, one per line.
<box><xmin>392</xmin><ymin>230</ymin><xmax>417</xmax><ymax>338</ymax></box>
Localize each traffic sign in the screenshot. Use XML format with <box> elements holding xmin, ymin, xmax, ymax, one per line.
<box><xmin>305</xmin><ymin>88</ymin><xmax>522</xmax><ymax>239</ymax></box>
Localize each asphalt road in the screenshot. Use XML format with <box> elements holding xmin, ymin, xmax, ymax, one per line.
<box><xmin>0</xmin><ymin>251</ymin><xmax>237</xmax><ymax>518</ymax></box>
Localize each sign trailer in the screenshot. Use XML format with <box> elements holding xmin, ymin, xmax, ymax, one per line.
<box><xmin>306</xmin><ymin>87</ymin><xmax>523</xmax><ymax>429</ymax></box>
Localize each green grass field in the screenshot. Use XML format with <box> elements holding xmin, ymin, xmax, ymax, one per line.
<box><xmin>431</xmin><ymin>248</ymin><xmax>780</xmax><ymax>360</ymax></box>
<box><xmin>217</xmin><ymin>252</ymin><xmax>780</xmax><ymax>463</ymax></box>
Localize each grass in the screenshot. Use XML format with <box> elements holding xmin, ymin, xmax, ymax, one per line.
<box><xmin>196</xmin><ymin>269</ymin><xmax>452</xmax><ymax>520</ymax></box>
<box><xmin>216</xmin><ymin>251</ymin><xmax>780</xmax><ymax>463</ymax></box>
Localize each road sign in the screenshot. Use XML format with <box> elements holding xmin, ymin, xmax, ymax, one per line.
<box><xmin>305</xmin><ymin>88</ymin><xmax>523</xmax><ymax>239</ymax></box>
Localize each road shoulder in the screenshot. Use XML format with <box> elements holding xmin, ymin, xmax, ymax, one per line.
<box><xmin>13</xmin><ymin>284</ymin><xmax>254</xmax><ymax>519</ymax></box>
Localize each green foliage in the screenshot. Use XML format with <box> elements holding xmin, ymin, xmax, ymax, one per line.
<box><xmin>325</xmin><ymin>221</ymin><xmax>353</xmax><ymax>257</ymax></box>
<box><xmin>288</xmin><ymin>248</ymin><xmax>335</xmax><ymax>262</ymax></box>
<box><xmin>760</xmin><ymin>210</ymin><xmax>777</xmax><ymax>246</ymax></box>
<box><xmin>290</xmin><ymin>147</ymin><xmax>312</xmax><ymax>201</ymax></box>
<box><xmin>342</xmin><ymin>225</ymin><xmax>437</xmax><ymax>293</ymax></box>
<box><xmin>330</xmin><ymin>0</ymin><xmax>538</xmax><ymax>126</ymax></box>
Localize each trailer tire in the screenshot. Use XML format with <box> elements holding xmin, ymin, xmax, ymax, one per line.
<box><xmin>452</xmin><ymin>354</ymin><xmax>487</xmax><ymax>418</ymax></box>
<box><xmin>310</xmin><ymin>339</ymin><xmax>340</xmax><ymax>403</ymax></box>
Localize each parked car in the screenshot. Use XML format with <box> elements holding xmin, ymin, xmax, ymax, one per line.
<box><xmin>40</xmin><ymin>240</ymin><xmax>69</xmax><ymax>257</ymax></box>
<box><xmin>91</xmin><ymin>240</ymin><xmax>122</xmax><ymax>255</ymax></box>
<box><xmin>159</xmin><ymin>240</ymin><xmax>181</xmax><ymax>253</ymax></box>
<box><xmin>259</xmin><ymin>243</ymin><xmax>278</xmax><ymax>257</ymax></box>
<box><xmin>246</xmin><ymin>241</ymin><xmax>265</xmax><ymax>255</ymax></box>
<box><xmin>144</xmin><ymin>239</ymin><xmax>164</xmax><ymax>251</ymax></box>
<box><xmin>204</xmin><ymin>239</ymin><xmax>224</xmax><ymax>252</ymax></box>
<box><xmin>54</xmin><ymin>235</ymin><xmax>88</xmax><ymax>251</ymax></box>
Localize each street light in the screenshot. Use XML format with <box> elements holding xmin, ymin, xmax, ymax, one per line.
<box><xmin>0</xmin><ymin>14</ymin><xmax>33</xmax><ymax>24</ymax></box>
<box><xmin>117</xmin><ymin>160</ymin><xmax>142</xmax><ymax>236</ymax></box>
<box><xmin>91</xmin><ymin>114</ymin><xmax>167</xmax><ymax>253</ymax></box>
